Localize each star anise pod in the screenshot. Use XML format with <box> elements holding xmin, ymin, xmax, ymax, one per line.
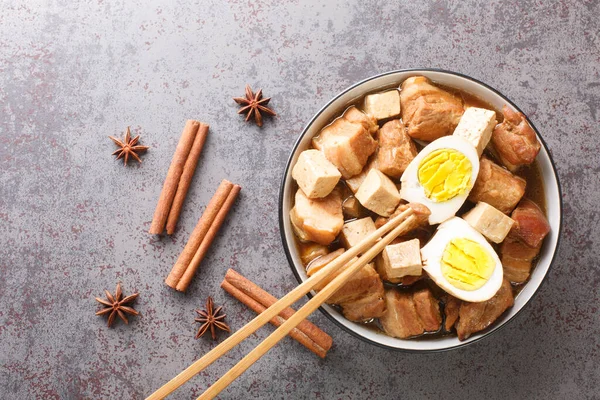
<box><xmin>194</xmin><ymin>296</ymin><xmax>230</xmax><ymax>340</ymax></box>
<box><xmin>233</xmin><ymin>84</ymin><xmax>276</xmax><ymax>127</ymax></box>
<box><xmin>109</xmin><ymin>126</ymin><xmax>149</xmax><ymax>165</ymax></box>
<box><xmin>95</xmin><ymin>283</ymin><xmax>139</xmax><ymax>327</ymax></box>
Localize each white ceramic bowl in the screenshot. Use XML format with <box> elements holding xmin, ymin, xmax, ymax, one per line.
<box><xmin>279</xmin><ymin>69</ymin><xmax>562</xmax><ymax>351</ymax></box>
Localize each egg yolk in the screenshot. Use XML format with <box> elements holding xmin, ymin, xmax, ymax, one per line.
<box><xmin>441</xmin><ymin>238</ymin><xmax>495</xmax><ymax>291</ymax></box>
<box><xmin>418</xmin><ymin>149</ymin><xmax>472</xmax><ymax>202</ymax></box>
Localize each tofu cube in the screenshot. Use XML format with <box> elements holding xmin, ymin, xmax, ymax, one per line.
<box><xmin>453</xmin><ymin>107</ymin><xmax>497</xmax><ymax>156</ymax></box>
<box><xmin>376</xmin><ymin>239</ymin><xmax>422</xmax><ymax>279</ymax></box>
<box><xmin>346</xmin><ymin>156</ymin><xmax>378</xmax><ymax>193</ymax></box>
<box><xmin>363</xmin><ymin>90</ymin><xmax>401</xmax><ymax>121</ymax></box>
<box><xmin>462</xmin><ymin>201</ymin><xmax>515</xmax><ymax>243</ymax></box>
<box><xmin>340</xmin><ymin>217</ymin><xmax>376</xmax><ymax>249</ymax></box>
<box><xmin>355</xmin><ymin>169</ymin><xmax>401</xmax><ymax>217</ymax></box>
<box><xmin>292</xmin><ymin>150</ymin><xmax>341</xmax><ymax>198</ymax></box>
<box><xmin>342</xmin><ymin>196</ymin><xmax>364</xmax><ymax>219</ymax></box>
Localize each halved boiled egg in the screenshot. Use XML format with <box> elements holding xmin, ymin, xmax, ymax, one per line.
<box><xmin>400</xmin><ymin>136</ymin><xmax>480</xmax><ymax>225</ymax></box>
<box><xmin>421</xmin><ymin>217</ymin><xmax>503</xmax><ymax>302</ymax></box>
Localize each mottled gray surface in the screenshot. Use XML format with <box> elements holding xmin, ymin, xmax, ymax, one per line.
<box><xmin>0</xmin><ymin>0</ymin><xmax>598</xmax><ymax>399</ymax></box>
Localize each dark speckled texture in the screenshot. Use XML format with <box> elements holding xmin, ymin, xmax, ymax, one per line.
<box><xmin>1</xmin><ymin>1</ymin><xmax>598</xmax><ymax>399</ymax></box>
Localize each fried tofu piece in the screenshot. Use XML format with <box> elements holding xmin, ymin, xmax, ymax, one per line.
<box><xmin>456</xmin><ymin>279</ymin><xmax>514</xmax><ymax>340</ymax></box>
<box><xmin>355</xmin><ymin>169</ymin><xmax>401</xmax><ymax>217</ymax></box>
<box><xmin>375</xmin><ymin>239</ymin><xmax>422</xmax><ymax>280</ymax></box>
<box><xmin>453</xmin><ymin>107</ymin><xmax>497</xmax><ymax>156</ymax></box>
<box><xmin>340</xmin><ymin>217</ymin><xmax>376</xmax><ymax>250</ymax></box>
<box><xmin>380</xmin><ymin>288</ymin><xmax>441</xmax><ymax>339</ymax></box>
<box><xmin>491</xmin><ymin>105</ymin><xmax>541</xmax><ymax>171</ymax></box>
<box><xmin>376</xmin><ymin>120</ymin><xmax>418</xmax><ymax>178</ymax></box>
<box><xmin>342</xmin><ymin>196</ymin><xmax>365</xmax><ymax>219</ymax></box>
<box><xmin>290</xmin><ymin>188</ymin><xmax>343</xmax><ymax>245</ymax></box>
<box><xmin>363</xmin><ymin>90</ymin><xmax>401</xmax><ymax>121</ymax></box>
<box><xmin>468</xmin><ymin>157</ymin><xmax>526</xmax><ymax>214</ymax></box>
<box><xmin>292</xmin><ymin>150</ymin><xmax>341</xmax><ymax>198</ymax></box>
<box><xmin>346</xmin><ymin>155</ymin><xmax>379</xmax><ymax>193</ymax></box>
<box><xmin>313</xmin><ymin>107</ymin><xmax>378</xmax><ymax>179</ymax></box>
<box><xmin>400</xmin><ymin>76</ymin><xmax>464</xmax><ymax>142</ymax></box>
<box><xmin>462</xmin><ymin>201</ymin><xmax>515</xmax><ymax>243</ymax></box>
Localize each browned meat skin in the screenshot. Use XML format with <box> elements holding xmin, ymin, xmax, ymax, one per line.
<box><xmin>413</xmin><ymin>288</ymin><xmax>442</xmax><ymax>331</ymax></box>
<box><xmin>290</xmin><ymin>188</ymin><xmax>344</xmax><ymax>245</ymax></box>
<box><xmin>312</xmin><ymin>106</ymin><xmax>378</xmax><ymax>179</ymax></box>
<box><xmin>501</xmin><ymin>236</ymin><xmax>541</xmax><ymax>283</ymax></box>
<box><xmin>468</xmin><ymin>157</ymin><xmax>526</xmax><ymax>214</ymax></box>
<box><xmin>491</xmin><ymin>105</ymin><xmax>541</xmax><ymax>171</ymax></box>
<box><xmin>400</xmin><ymin>76</ymin><xmax>464</xmax><ymax>142</ymax></box>
<box><xmin>379</xmin><ymin>288</ymin><xmax>442</xmax><ymax>339</ymax></box>
<box><xmin>456</xmin><ymin>279</ymin><xmax>514</xmax><ymax>340</ymax></box>
<box><xmin>500</xmin><ymin>199</ymin><xmax>549</xmax><ymax>283</ymax></box>
<box><xmin>376</xmin><ymin>120</ymin><xmax>418</xmax><ymax>178</ymax></box>
<box><xmin>509</xmin><ymin>199</ymin><xmax>550</xmax><ymax>248</ymax></box>
<box><xmin>443</xmin><ymin>295</ymin><xmax>461</xmax><ymax>331</ymax></box>
<box><xmin>340</xmin><ymin>290</ymin><xmax>386</xmax><ymax>322</ymax></box>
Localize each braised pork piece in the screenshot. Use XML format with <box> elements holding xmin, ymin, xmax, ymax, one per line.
<box><xmin>291</xmin><ymin>76</ymin><xmax>549</xmax><ymax>341</ymax></box>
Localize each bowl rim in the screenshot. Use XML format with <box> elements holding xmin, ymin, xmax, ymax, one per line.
<box><xmin>278</xmin><ymin>68</ymin><xmax>563</xmax><ymax>352</ymax></box>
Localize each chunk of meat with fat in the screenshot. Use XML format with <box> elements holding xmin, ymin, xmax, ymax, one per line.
<box><xmin>312</xmin><ymin>106</ymin><xmax>378</xmax><ymax>179</ymax></box>
<box><xmin>500</xmin><ymin>199</ymin><xmax>549</xmax><ymax>283</ymax></box>
<box><xmin>340</xmin><ymin>290</ymin><xmax>386</xmax><ymax>322</ymax></box>
<box><xmin>456</xmin><ymin>279</ymin><xmax>514</xmax><ymax>340</ymax></box>
<box><xmin>508</xmin><ymin>199</ymin><xmax>550</xmax><ymax>248</ymax></box>
<box><xmin>491</xmin><ymin>105</ymin><xmax>541</xmax><ymax>171</ymax></box>
<box><xmin>376</xmin><ymin>119</ymin><xmax>418</xmax><ymax>178</ymax></box>
<box><xmin>501</xmin><ymin>237</ymin><xmax>541</xmax><ymax>283</ymax></box>
<box><xmin>289</xmin><ymin>188</ymin><xmax>343</xmax><ymax>245</ymax></box>
<box><xmin>380</xmin><ymin>288</ymin><xmax>442</xmax><ymax>339</ymax></box>
<box><xmin>443</xmin><ymin>295</ymin><xmax>461</xmax><ymax>331</ymax></box>
<box><xmin>468</xmin><ymin>157</ymin><xmax>526</xmax><ymax>214</ymax></box>
<box><xmin>400</xmin><ymin>76</ymin><xmax>465</xmax><ymax>142</ymax></box>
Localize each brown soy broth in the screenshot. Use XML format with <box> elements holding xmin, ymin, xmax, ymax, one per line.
<box><xmin>292</xmin><ymin>77</ymin><xmax>548</xmax><ymax>339</ymax></box>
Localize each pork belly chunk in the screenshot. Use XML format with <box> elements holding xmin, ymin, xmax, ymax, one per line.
<box><xmin>456</xmin><ymin>279</ymin><xmax>514</xmax><ymax>340</ymax></box>
<box><xmin>468</xmin><ymin>157</ymin><xmax>526</xmax><ymax>214</ymax></box>
<box><xmin>376</xmin><ymin>120</ymin><xmax>418</xmax><ymax>178</ymax></box>
<box><xmin>346</xmin><ymin>155</ymin><xmax>379</xmax><ymax>193</ymax></box>
<box><xmin>313</xmin><ymin>106</ymin><xmax>378</xmax><ymax>179</ymax></box>
<box><xmin>400</xmin><ymin>76</ymin><xmax>465</xmax><ymax>142</ymax></box>
<box><xmin>290</xmin><ymin>188</ymin><xmax>343</xmax><ymax>245</ymax></box>
<box><xmin>380</xmin><ymin>288</ymin><xmax>442</xmax><ymax>339</ymax></box>
<box><xmin>443</xmin><ymin>295</ymin><xmax>461</xmax><ymax>332</ymax></box>
<box><xmin>509</xmin><ymin>199</ymin><xmax>550</xmax><ymax>248</ymax></box>
<box><xmin>341</xmin><ymin>290</ymin><xmax>387</xmax><ymax>322</ymax></box>
<box><xmin>491</xmin><ymin>105</ymin><xmax>541</xmax><ymax>171</ymax></box>
<box><xmin>500</xmin><ymin>199</ymin><xmax>550</xmax><ymax>283</ymax></box>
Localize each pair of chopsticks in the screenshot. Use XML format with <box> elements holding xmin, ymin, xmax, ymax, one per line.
<box><xmin>147</xmin><ymin>207</ymin><xmax>418</xmax><ymax>400</ymax></box>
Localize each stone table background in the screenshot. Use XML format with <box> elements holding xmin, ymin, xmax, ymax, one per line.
<box><xmin>1</xmin><ymin>1</ymin><xmax>598</xmax><ymax>399</ymax></box>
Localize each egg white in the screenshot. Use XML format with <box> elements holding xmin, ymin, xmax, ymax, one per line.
<box><xmin>421</xmin><ymin>217</ymin><xmax>503</xmax><ymax>302</ymax></box>
<box><xmin>400</xmin><ymin>136</ymin><xmax>480</xmax><ymax>225</ymax></box>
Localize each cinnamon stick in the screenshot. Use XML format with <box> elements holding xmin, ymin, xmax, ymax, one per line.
<box><xmin>149</xmin><ymin>120</ymin><xmax>200</xmax><ymax>234</ymax></box>
<box><xmin>166</xmin><ymin>123</ymin><xmax>209</xmax><ymax>235</ymax></box>
<box><xmin>221</xmin><ymin>268</ymin><xmax>333</xmax><ymax>358</ymax></box>
<box><xmin>175</xmin><ymin>184</ymin><xmax>241</xmax><ymax>291</ymax></box>
<box><xmin>165</xmin><ymin>180</ymin><xmax>240</xmax><ymax>291</ymax></box>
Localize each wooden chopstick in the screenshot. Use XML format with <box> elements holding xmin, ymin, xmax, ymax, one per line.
<box><xmin>146</xmin><ymin>208</ymin><xmax>415</xmax><ymax>400</ymax></box>
<box><xmin>196</xmin><ymin>213</ymin><xmax>418</xmax><ymax>399</ymax></box>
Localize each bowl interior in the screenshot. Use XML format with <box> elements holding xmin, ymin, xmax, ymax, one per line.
<box><xmin>280</xmin><ymin>69</ymin><xmax>561</xmax><ymax>351</ymax></box>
